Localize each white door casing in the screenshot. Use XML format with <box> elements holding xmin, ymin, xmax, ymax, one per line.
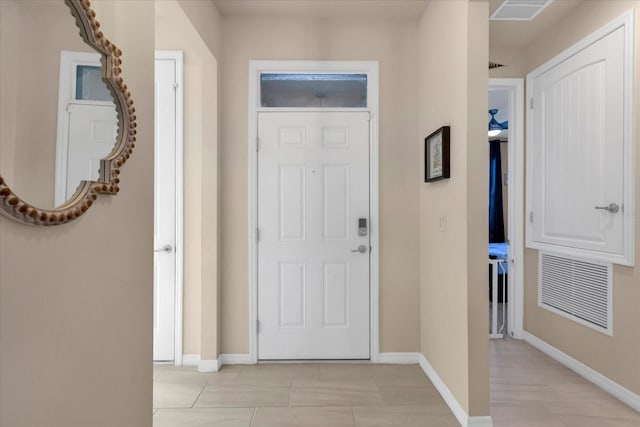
<box><xmin>153</xmin><ymin>52</ymin><xmax>183</xmax><ymax>363</ymax></box>
<box><xmin>526</xmin><ymin>11</ymin><xmax>634</xmax><ymax>266</ymax></box>
<box><xmin>248</xmin><ymin>61</ymin><xmax>380</xmax><ymax>363</ymax></box>
<box><xmin>489</xmin><ymin>78</ymin><xmax>525</xmax><ymax>340</ymax></box>
<box><xmin>258</xmin><ymin>112</ymin><xmax>371</xmax><ymax>360</ymax></box>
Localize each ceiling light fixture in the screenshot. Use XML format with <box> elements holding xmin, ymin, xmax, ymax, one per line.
<box><xmin>488</xmin><ymin>109</ymin><xmax>503</xmax><ymax>137</ymax></box>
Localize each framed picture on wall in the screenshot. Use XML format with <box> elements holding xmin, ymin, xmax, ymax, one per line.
<box><xmin>425</xmin><ymin>126</ymin><xmax>450</xmax><ymax>182</ymax></box>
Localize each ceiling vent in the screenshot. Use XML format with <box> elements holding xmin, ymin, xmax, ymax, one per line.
<box><xmin>490</xmin><ymin>0</ymin><xmax>554</xmax><ymax>21</ymax></box>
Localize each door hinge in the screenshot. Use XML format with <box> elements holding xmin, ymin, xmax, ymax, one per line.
<box><xmin>173</xmin><ymin>82</ymin><xmax>179</xmax><ymax>91</ymax></box>
<box><xmin>529</xmin><ymin>211</ymin><xmax>534</xmax><ymax>223</ymax></box>
<box><xmin>256</xmin><ymin>320</ymin><xmax>260</xmax><ymax>334</ymax></box>
<box><xmin>256</xmin><ymin>227</ymin><xmax>260</xmax><ymax>243</ymax></box>
<box><xmin>530</xmin><ymin>98</ymin><xmax>534</xmax><ymax>109</ymax></box>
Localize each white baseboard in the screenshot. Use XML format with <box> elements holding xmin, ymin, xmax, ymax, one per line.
<box><xmin>219</xmin><ymin>353</ymin><xmax>253</xmax><ymax>366</ymax></box>
<box><xmin>182</xmin><ymin>354</ymin><xmax>200</xmax><ymax>366</ymax></box>
<box><xmin>418</xmin><ymin>354</ymin><xmax>493</xmax><ymax>427</ymax></box>
<box><xmin>377</xmin><ymin>352</ymin><xmax>421</xmax><ymax>364</ymax></box>
<box><xmin>467</xmin><ymin>417</ymin><xmax>494</xmax><ymax>427</ymax></box>
<box><xmin>523</xmin><ymin>331</ymin><xmax>640</xmax><ymax>412</ymax></box>
<box><xmin>197</xmin><ymin>358</ymin><xmax>219</xmax><ymax>372</ymax></box>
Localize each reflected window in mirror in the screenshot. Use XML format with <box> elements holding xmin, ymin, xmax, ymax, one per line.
<box><xmin>75</xmin><ymin>65</ymin><xmax>112</xmax><ymax>102</ymax></box>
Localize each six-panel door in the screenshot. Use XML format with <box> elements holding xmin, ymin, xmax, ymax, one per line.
<box><xmin>258</xmin><ymin>111</ymin><xmax>370</xmax><ymax>360</ymax></box>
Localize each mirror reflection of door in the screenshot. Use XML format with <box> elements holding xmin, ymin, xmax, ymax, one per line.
<box><xmin>55</xmin><ymin>51</ymin><xmax>117</xmax><ymax>206</ymax></box>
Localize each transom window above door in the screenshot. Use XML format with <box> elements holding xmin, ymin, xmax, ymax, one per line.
<box><xmin>260</xmin><ymin>73</ymin><xmax>367</xmax><ymax>108</ymax></box>
<box><xmin>75</xmin><ymin>65</ymin><xmax>112</xmax><ymax>102</ymax></box>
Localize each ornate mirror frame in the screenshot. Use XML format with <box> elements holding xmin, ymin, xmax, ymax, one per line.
<box><xmin>0</xmin><ymin>0</ymin><xmax>136</xmax><ymax>226</ymax></box>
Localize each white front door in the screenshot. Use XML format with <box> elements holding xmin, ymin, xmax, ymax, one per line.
<box><xmin>65</xmin><ymin>103</ymin><xmax>117</xmax><ymax>199</ymax></box>
<box><xmin>55</xmin><ymin>51</ymin><xmax>117</xmax><ymax>206</ymax></box>
<box><xmin>153</xmin><ymin>56</ymin><xmax>178</xmax><ymax>361</ymax></box>
<box><xmin>258</xmin><ymin>111</ymin><xmax>370</xmax><ymax>360</ymax></box>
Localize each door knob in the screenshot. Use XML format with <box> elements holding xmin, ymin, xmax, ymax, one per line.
<box><xmin>351</xmin><ymin>245</ymin><xmax>368</xmax><ymax>254</ymax></box>
<box><xmin>594</xmin><ymin>203</ymin><xmax>620</xmax><ymax>214</ymax></box>
<box><xmin>154</xmin><ymin>244</ymin><xmax>173</xmax><ymax>253</ymax></box>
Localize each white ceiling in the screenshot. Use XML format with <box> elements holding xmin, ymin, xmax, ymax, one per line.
<box><xmin>213</xmin><ymin>0</ymin><xmax>430</xmax><ymax>19</ymax></box>
<box><xmin>489</xmin><ymin>0</ymin><xmax>583</xmax><ymax>49</ymax></box>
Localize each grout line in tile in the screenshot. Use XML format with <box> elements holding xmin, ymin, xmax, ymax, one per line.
<box><xmin>190</xmin><ymin>381</ymin><xmax>208</xmax><ymax>409</ymax></box>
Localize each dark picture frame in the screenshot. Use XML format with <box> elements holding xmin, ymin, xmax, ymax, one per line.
<box><xmin>424</xmin><ymin>126</ymin><xmax>451</xmax><ymax>182</ymax></box>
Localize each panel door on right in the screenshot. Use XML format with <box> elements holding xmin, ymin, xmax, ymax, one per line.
<box><xmin>528</xmin><ymin>22</ymin><xmax>632</xmax><ymax>263</ymax></box>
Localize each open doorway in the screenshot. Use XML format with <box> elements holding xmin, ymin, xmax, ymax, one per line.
<box><xmin>488</xmin><ymin>78</ymin><xmax>524</xmax><ymax>340</ymax></box>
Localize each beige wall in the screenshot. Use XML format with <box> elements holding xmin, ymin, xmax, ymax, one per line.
<box><xmin>488</xmin><ymin>47</ymin><xmax>527</xmax><ymax>79</ymax></box>
<box><xmin>522</xmin><ymin>0</ymin><xmax>640</xmax><ymax>396</ymax></box>
<box><xmin>156</xmin><ymin>0</ymin><xmax>222</xmax><ymax>360</ymax></box>
<box><xmin>0</xmin><ymin>0</ymin><xmax>90</xmax><ymax>208</ymax></box>
<box><xmin>0</xmin><ymin>1</ymin><xmax>154</xmax><ymax>426</ymax></box>
<box><xmin>178</xmin><ymin>0</ymin><xmax>223</xmax><ymax>59</ymax></box>
<box><xmin>419</xmin><ymin>0</ymin><xmax>490</xmax><ymax>416</ymax></box>
<box><xmin>219</xmin><ymin>14</ymin><xmax>421</xmax><ymax>354</ymax></box>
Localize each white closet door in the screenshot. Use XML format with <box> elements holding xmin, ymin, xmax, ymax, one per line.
<box><xmin>153</xmin><ymin>57</ymin><xmax>177</xmax><ymax>361</ymax></box>
<box><xmin>257</xmin><ymin>111</ymin><xmax>370</xmax><ymax>360</ymax></box>
<box><xmin>528</xmin><ymin>22</ymin><xmax>631</xmax><ymax>261</ymax></box>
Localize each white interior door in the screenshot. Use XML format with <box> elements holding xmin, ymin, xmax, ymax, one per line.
<box><xmin>55</xmin><ymin>51</ymin><xmax>118</xmax><ymax>206</ymax></box>
<box><xmin>258</xmin><ymin>111</ymin><xmax>370</xmax><ymax>360</ymax></box>
<box><xmin>65</xmin><ymin>103</ymin><xmax>117</xmax><ymax>199</ymax></box>
<box><xmin>528</xmin><ymin>25</ymin><xmax>626</xmax><ymax>256</ymax></box>
<box><xmin>153</xmin><ymin>56</ymin><xmax>178</xmax><ymax>361</ymax></box>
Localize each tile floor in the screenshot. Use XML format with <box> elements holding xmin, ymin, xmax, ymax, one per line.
<box><xmin>153</xmin><ymin>339</ymin><xmax>640</xmax><ymax>426</ymax></box>
<box><xmin>153</xmin><ymin>363</ymin><xmax>458</xmax><ymax>426</ymax></box>
<box><xmin>490</xmin><ymin>338</ymin><xmax>640</xmax><ymax>427</ymax></box>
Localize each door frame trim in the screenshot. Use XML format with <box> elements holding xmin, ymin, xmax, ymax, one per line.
<box><xmin>489</xmin><ymin>78</ymin><xmax>525</xmax><ymax>339</ymax></box>
<box><xmin>155</xmin><ymin>50</ymin><xmax>184</xmax><ymax>365</ymax></box>
<box><xmin>248</xmin><ymin>60</ymin><xmax>380</xmax><ymax>362</ymax></box>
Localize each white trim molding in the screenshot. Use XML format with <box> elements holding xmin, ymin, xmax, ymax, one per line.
<box><xmin>182</xmin><ymin>354</ymin><xmax>200</xmax><ymax>366</ymax></box>
<box><xmin>197</xmin><ymin>359</ymin><xmax>219</xmax><ymax>373</ymax></box>
<box><xmin>523</xmin><ymin>331</ymin><xmax>640</xmax><ymax>412</ymax></box>
<box><xmin>194</xmin><ymin>353</ymin><xmax>254</xmax><ymax>372</ymax></box>
<box><xmin>418</xmin><ymin>354</ymin><xmax>493</xmax><ymax>427</ymax></box>
<box><xmin>247</xmin><ymin>60</ymin><xmax>380</xmax><ymax>363</ymax></box>
<box><xmin>377</xmin><ymin>352</ymin><xmax>421</xmax><ymax>364</ymax></box>
<box><xmin>219</xmin><ymin>353</ymin><xmax>254</xmax><ymax>366</ymax></box>
<box><xmin>489</xmin><ymin>78</ymin><xmax>525</xmax><ymax>340</ymax></box>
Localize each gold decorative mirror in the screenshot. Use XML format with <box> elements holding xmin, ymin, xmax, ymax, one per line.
<box><xmin>0</xmin><ymin>0</ymin><xmax>136</xmax><ymax>225</ymax></box>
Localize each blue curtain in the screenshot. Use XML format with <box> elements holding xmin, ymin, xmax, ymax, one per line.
<box><xmin>489</xmin><ymin>140</ymin><xmax>505</xmax><ymax>243</ymax></box>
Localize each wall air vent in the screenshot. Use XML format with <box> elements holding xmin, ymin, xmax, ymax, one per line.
<box><xmin>538</xmin><ymin>252</ymin><xmax>612</xmax><ymax>335</ymax></box>
<box><xmin>490</xmin><ymin>0</ymin><xmax>554</xmax><ymax>21</ymax></box>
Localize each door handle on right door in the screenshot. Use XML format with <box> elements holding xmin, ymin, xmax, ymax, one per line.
<box><xmin>154</xmin><ymin>244</ymin><xmax>173</xmax><ymax>254</ymax></box>
<box><xmin>594</xmin><ymin>203</ymin><xmax>620</xmax><ymax>214</ymax></box>
<box><xmin>351</xmin><ymin>245</ymin><xmax>368</xmax><ymax>254</ymax></box>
